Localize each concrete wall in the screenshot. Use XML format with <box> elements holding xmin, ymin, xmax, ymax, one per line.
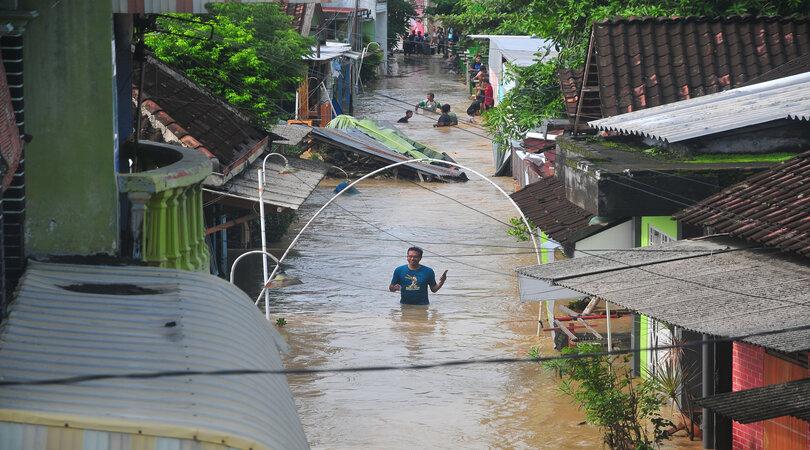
<box><xmin>21</xmin><ymin>0</ymin><xmax>119</xmax><ymax>256</ymax></box>
<box><xmin>574</xmin><ymin>220</ymin><xmax>634</xmax><ymax>256</ymax></box>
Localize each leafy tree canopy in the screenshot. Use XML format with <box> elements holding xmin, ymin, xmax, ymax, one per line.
<box><xmin>387</xmin><ymin>0</ymin><xmax>418</xmax><ymax>50</ymax></box>
<box><xmin>145</xmin><ymin>3</ymin><xmax>313</xmax><ymax>128</ymax></box>
<box><xmin>450</xmin><ymin>0</ymin><xmax>810</xmax><ymax>144</ymax></box>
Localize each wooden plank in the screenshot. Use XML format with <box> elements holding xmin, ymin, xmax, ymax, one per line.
<box><xmin>558</xmin><ymin>304</ymin><xmax>602</xmax><ymax>339</ymax></box>
<box><xmin>554</xmin><ymin>319</ymin><xmax>578</xmax><ymax>342</ymax></box>
<box><xmin>205</xmin><ymin>212</ymin><xmax>258</xmax><ymax>235</ymax></box>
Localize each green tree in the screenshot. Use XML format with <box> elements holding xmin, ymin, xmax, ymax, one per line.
<box><xmin>145</xmin><ymin>3</ymin><xmax>313</xmax><ymax>127</ymax></box>
<box><xmin>465</xmin><ymin>0</ymin><xmax>810</xmax><ymax>146</ymax></box>
<box><xmin>544</xmin><ymin>343</ymin><xmax>673</xmax><ymax>449</ymax></box>
<box><xmin>387</xmin><ymin>0</ymin><xmax>417</xmax><ymax>50</ymax></box>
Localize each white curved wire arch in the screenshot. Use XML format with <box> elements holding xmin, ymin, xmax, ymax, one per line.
<box><xmin>252</xmin><ymin>157</ymin><xmax>541</xmax><ymax>317</ymax></box>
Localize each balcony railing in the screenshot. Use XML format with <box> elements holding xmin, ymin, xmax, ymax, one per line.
<box><xmin>118</xmin><ymin>141</ymin><xmax>213</xmax><ymax>272</ymax></box>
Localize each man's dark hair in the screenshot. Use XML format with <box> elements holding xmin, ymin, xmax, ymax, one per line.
<box><xmin>406</xmin><ymin>109</ymin><xmax>413</xmax><ymax>114</ymax></box>
<box><xmin>407</xmin><ymin>246</ymin><xmax>424</xmax><ymax>257</ymax></box>
<box><xmin>427</xmin><ymin>92</ymin><xmax>434</xmax><ymax>99</ymax></box>
<box><xmin>441</xmin><ymin>103</ymin><xmax>451</xmax><ymax>113</ymax></box>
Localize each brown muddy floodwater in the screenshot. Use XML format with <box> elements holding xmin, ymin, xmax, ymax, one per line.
<box><xmin>258</xmin><ymin>56</ymin><xmax>697</xmax><ymax>449</ymax></box>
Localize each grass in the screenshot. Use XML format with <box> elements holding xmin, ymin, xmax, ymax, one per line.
<box><xmin>682</xmin><ymin>152</ymin><xmax>797</xmax><ymax>163</ymax></box>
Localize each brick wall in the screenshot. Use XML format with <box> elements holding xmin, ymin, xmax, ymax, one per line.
<box><xmin>732</xmin><ymin>342</ymin><xmax>765</xmax><ymax>449</ymax></box>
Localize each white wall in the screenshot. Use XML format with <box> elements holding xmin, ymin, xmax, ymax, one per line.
<box><xmin>573</xmin><ymin>220</ymin><xmax>635</xmax><ymax>257</ymax></box>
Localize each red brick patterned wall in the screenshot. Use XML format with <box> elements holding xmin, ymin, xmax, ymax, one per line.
<box><xmin>732</xmin><ymin>342</ymin><xmax>765</xmax><ymax>449</ymax></box>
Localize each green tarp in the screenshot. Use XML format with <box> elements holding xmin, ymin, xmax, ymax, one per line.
<box><xmin>327</xmin><ymin>115</ymin><xmax>446</xmax><ymax>161</ymax></box>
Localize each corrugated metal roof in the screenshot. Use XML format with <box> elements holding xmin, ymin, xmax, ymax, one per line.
<box><xmin>589</xmin><ymin>71</ymin><xmax>810</xmax><ymax>143</ymax></box>
<box><xmin>205</xmin><ymin>156</ymin><xmax>329</xmax><ymax>210</ymax></box>
<box><xmin>516</xmin><ymin>237</ymin><xmax>810</xmax><ymax>352</ymax></box>
<box><xmin>0</xmin><ymin>261</ymin><xmax>308</xmax><ymax>450</ymax></box>
<box><xmin>675</xmin><ymin>151</ymin><xmax>810</xmax><ymax>256</ymax></box>
<box><xmin>310</xmin><ymin>127</ymin><xmax>468</xmax><ymax>181</ymax></box>
<box><xmin>697</xmin><ymin>378</ymin><xmax>810</xmax><ymax>423</ymax></box>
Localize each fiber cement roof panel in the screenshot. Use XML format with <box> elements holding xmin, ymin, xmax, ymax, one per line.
<box><xmin>516</xmin><ymin>237</ymin><xmax>810</xmax><ymax>352</ymax></box>
<box><xmin>697</xmin><ymin>378</ymin><xmax>810</xmax><ymax>423</ymax></box>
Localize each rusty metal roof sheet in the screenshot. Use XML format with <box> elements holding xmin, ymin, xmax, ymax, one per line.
<box><xmin>204</xmin><ymin>156</ymin><xmax>329</xmax><ymax>210</ymax></box>
<box><xmin>516</xmin><ymin>237</ymin><xmax>810</xmax><ymax>352</ymax></box>
<box><xmin>0</xmin><ymin>261</ymin><xmax>308</xmax><ymax>449</ymax></box>
<box><xmin>510</xmin><ymin>177</ymin><xmax>619</xmax><ymax>246</ymax></box>
<box><xmin>697</xmin><ymin>378</ymin><xmax>810</xmax><ymax>423</ymax></box>
<box><xmin>310</xmin><ymin>127</ymin><xmax>468</xmax><ymax>181</ymax></box>
<box><xmin>589</xmin><ymin>71</ymin><xmax>810</xmax><ymax>142</ymax></box>
<box><xmin>675</xmin><ymin>151</ymin><xmax>810</xmax><ymax>256</ymax></box>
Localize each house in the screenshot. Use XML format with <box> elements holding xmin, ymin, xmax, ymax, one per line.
<box><xmin>677</xmin><ymin>151</ymin><xmax>810</xmax><ymax>449</ymax></box>
<box><xmin>298</xmin><ymin>41</ymin><xmax>360</xmax><ymax>125</ymax></box>
<box><xmin>544</xmin><ymin>31</ymin><xmax>810</xmax><ymax>381</ymax></box>
<box><xmin>280</xmin><ymin>0</ymin><xmax>322</xmax><ymax>37</ymax></box>
<box><xmin>465</xmin><ymin>35</ymin><xmax>557</xmax><ymax>174</ymax></box>
<box><xmin>0</xmin><ymin>2</ymin><xmax>309</xmax><ymax>448</ymax></box>
<box><xmin>318</xmin><ymin>0</ymin><xmax>388</xmax><ymax>69</ymax></box>
<box><xmin>468</xmin><ymin>35</ymin><xmax>557</xmax><ymax>107</ymax></box>
<box><xmin>559</xmin><ymin>16</ymin><xmax>810</xmax><ymax>130</ymax></box>
<box><xmin>135</xmin><ymin>54</ymin><xmax>329</xmax><ymax>276</ymax></box>
<box><xmin>515</xmin><ymin>151</ymin><xmax>810</xmax><ymax>449</ymax></box>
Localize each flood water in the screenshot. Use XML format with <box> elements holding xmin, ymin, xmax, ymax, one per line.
<box><xmin>260</xmin><ymin>56</ymin><xmax>696</xmax><ymax>449</ymax></box>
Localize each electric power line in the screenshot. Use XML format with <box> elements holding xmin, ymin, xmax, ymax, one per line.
<box><xmin>3</xmin><ymin>323</ymin><xmax>808</xmax><ymax>387</ymax></box>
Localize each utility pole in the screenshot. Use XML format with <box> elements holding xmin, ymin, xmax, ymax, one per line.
<box><xmin>352</xmin><ymin>0</ymin><xmax>360</xmax><ymax>50</ymax></box>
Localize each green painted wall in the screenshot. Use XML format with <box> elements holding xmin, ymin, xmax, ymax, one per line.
<box><xmin>22</xmin><ymin>0</ymin><xmax>119</xmax><ymax>256</ymax></box>
<box><xmin>638</xmin><ymin>215</ymin><xmax>678</xmax><ymax>376</ymax></box>
<box><xmin>640</xmin><ymin>216</ymin><xmax>678</xmax><ymax>246</ymax></box>
<box><xmin>539</xmin><ymin>230</ymin><xmax>551</xmax><ymax>264</ymax></box>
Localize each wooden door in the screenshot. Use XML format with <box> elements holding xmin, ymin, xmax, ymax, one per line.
<box><xmin>763</xmin><ymin>353</ymin><xmax>809</xmax><ymax>450</ymax></box>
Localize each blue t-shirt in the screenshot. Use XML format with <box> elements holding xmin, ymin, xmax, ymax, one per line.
<box><xmin>391</xmin><ymin>265</ymin><xmax>436</xmax><ymax>305</ymax></box>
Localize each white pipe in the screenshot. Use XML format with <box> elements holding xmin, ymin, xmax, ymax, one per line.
<box><xmin>606</xmin><ymin>300</ymin><xmax>613</xmax><ymax>352</ymax></box>
<box><xmin>294</xmin><ymin>91</ymin><xmax>300</xmax><ymax>120</ymax></box>
<box><xmin>254</xmin><ymin>158</ymin><xmax>541</xmax><ymax>306</ymax></box>
<box><xmin>261</xmin><ymin>153</ymin><xmax>289</xmax><ymax>186</ymax></box>
<box><xmin>229</xmin><ymin>250</ymin><xmax>280</xmax><ymax>283</ymax></box>
<box><xmin>257</xmin><ymin>168</ymin><xmax>270</xmax><ymax>319</ymax></box>
<box><xmin>258</xmin><ymin>153</ymin><xmax>289</xmax><ymax>319</ymax></box>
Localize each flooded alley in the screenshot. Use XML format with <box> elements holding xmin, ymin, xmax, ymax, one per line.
<box><xmin>266</xmin><ymin>55</ymin><xmax>604</xmax><ymax>449</ymax></box>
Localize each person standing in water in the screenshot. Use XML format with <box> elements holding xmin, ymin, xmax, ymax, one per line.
<box><xmin>389</xmin><ymin>247</ymin><xmax>447</xmax><ymax>305</ymax></box>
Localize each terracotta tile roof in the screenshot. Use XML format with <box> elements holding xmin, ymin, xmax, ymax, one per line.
<box><xmin>562</xmin><ymin>16</ymin><xmax>810</xmax><ymax>121</ymax></box>
<box><xmin>675</xmin><ymin>151</ymin><xmax>810</xmax><ymax>256</ymax></box>
<box><xmin>510</xmin><ymin>177</ymin><xmax>616</xmax><ymax>247</ymax></box>
<box><xmin>137</xmin><ymin>55</ymin><xmax>269</xmax><ymax>174</ymax></box>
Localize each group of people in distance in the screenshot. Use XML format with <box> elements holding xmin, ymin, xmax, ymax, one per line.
<box><xmin>403</xmin><ymin>26</ymin><xmax>458</xmax><ymax>57</ymax></box>
<box><xmin>397</xmin><ymin>92</ymin><xmax>458</xmax><ymax>127</ymax></box>
<box><xmin>397</xmin><ymin>61</ymin><xmax>493</xmax><ymax>128</ymax></box>
<box><xmin>465</xmin><ymin>54</ymin><xmax>494</xmax><ymax>123</ymax></box>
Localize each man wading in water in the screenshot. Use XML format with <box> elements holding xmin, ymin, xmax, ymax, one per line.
<box><xmin>389</xmin><ymin>247</ymin><xmax>447</xmax><ymax>305</ymax></box>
